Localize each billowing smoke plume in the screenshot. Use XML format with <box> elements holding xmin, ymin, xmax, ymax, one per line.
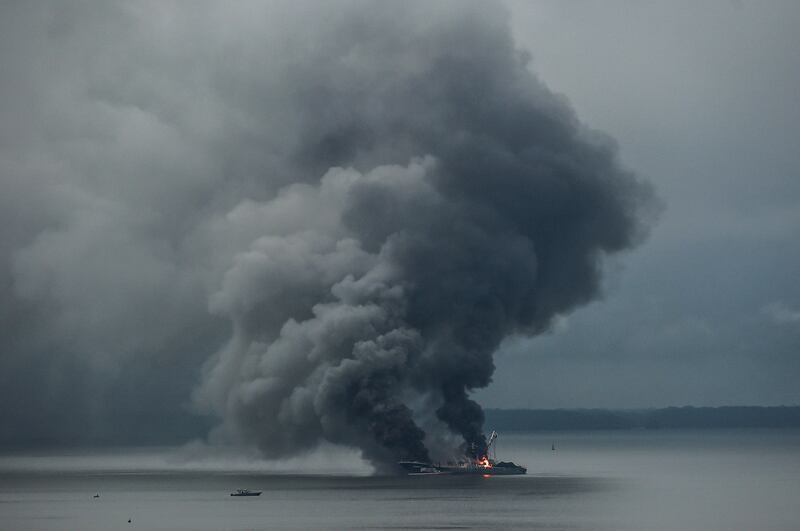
<box><xmin>194</xmin><ymin>2</ymin><xmax>655</xmax><ymax>466</ymax></box>
<box><xmin>0</xmin><ymin>1</ymin><xmax>654</xmax><ymax>460</ymax></box>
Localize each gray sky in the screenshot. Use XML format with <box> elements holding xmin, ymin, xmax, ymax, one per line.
<box><xmin>0</xmin><ymin>1</ymin><xmax>798</xmax><ymax>449</ymax></box>
<box><xmin>478</xmin><ymin>0</ymin><xmax>800</xmax><ymax>408</ymax></box>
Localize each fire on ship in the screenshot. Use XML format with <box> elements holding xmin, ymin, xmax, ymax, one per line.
<box><xmin>398</xmin><ymin>431</ymin><xmax>527</xmax><ymax>475</ymax></box>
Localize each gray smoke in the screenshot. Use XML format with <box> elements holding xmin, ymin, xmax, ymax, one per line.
<box><xmin>194</xmin><ymin>2</ymin><xmax>655</xmax><ymax>466</ymax></box>
<box><xmin>0</xmin><ymin>1</ymin><xmax>655</xmax><ymax>463</ymax></box>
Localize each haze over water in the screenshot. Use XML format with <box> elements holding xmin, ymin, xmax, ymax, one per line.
<box><xmin>2</xmin><ymin>429</ymin><xmax>799</xmax><ymax>531</ymax></box>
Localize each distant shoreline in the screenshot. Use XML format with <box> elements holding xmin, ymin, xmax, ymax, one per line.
<box><xmin>485</xmin><ymin>406</ymin><xmax>800</xmax><ymax>431</ymax></box>
<box><xmin>5</xmin><ymin>406</ymin><xmax>800</xmax><ymax>449</ymax></box>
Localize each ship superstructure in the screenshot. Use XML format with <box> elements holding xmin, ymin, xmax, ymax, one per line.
<box><xmin>398</xmin><ymin>431</ymin><xmax>526</xmax><ymax>475</ymax></box>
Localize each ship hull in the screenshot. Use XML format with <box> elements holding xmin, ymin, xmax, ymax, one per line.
<box><xmin>399</xmin><ymin>461</ymin><xmax>526</xmax><ymax>476</ymax></box>
<box><xmin>439</xmin><ymin>465</ymin><xmax>526</xmax><ymax>476</ymax></box>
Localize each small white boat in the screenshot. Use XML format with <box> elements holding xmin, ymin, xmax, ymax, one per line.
<box><xmin>230</xmin><ymin>489</ymin><xmax>262</xmax><ymax>497</ymax></box>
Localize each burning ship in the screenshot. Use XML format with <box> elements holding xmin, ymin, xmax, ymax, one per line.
<box><xmin>399</xmin><ymin>431</ymin><xmax>526</xmax><ymax>475</ymax></box>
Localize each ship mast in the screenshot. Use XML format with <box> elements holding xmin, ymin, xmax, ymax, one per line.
<box><xmin>486</xmin><ymin>430</ymin><xmax>498</xmax><ymax>462</ymax></box>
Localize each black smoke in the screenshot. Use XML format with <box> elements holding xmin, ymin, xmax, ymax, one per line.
<box><xmin>0</xmin><ymin>1</ymin><xmax>655</xmax><ymax>463</ymax></box>
<box><xmin>197</xmin><ymin>2</ymin><xmax>655</xmax><ymax>467</ymax></box>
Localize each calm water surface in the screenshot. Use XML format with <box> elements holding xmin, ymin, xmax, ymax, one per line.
<box><xmin>1</xmin><ymin>430</ymin><xmax>799</xmax><ymax>530</ymax></box>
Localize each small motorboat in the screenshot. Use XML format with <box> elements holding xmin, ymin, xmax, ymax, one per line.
<box><xmin>230</xmin><ymin>489</ymin><xmax>262</xmax><ymax>497</ymax></box>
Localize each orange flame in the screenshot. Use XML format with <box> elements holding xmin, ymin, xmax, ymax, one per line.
<box><xmin>477</xmin><ymin>456</ymin><xmax>492</xmax><ymax>469</ymax></box>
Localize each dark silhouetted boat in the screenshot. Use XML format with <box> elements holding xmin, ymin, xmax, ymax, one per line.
<box><xmin>399</xmin><ymin>430</ymin><xmax>526</xmax><ymax>475</ymax></box>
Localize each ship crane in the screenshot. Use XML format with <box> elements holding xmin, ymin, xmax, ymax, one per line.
<box><xmin>486</xmin><ymin>430</ymin><xmax>498</xmax><ymax>462</ymax></box>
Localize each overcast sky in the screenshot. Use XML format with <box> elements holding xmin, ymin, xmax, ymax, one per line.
<box><xmin>479</xmin><ymin>0</ymin><xmax>800</xmax><ymax>408</ymax></box>
<box><xmin>0</xmin><ymin>1</ymin><xmax>798</xmax><ymax>448</ymax></box>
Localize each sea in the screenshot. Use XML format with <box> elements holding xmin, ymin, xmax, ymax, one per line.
<box><xmin>1</xmin><ymin>429</ymin><xmax>799</xmax><ymax>530</ymax></box>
